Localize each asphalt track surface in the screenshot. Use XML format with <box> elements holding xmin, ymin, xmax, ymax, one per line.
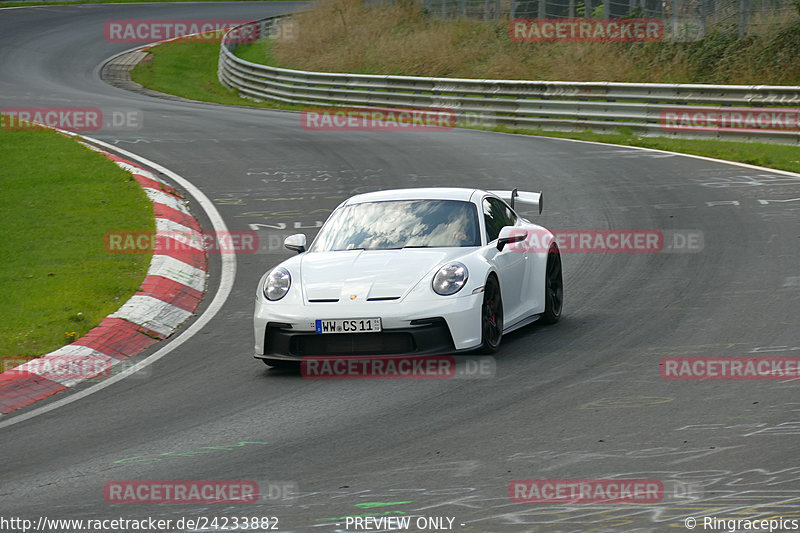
<box><xmin>2</xmin><ymin>3</ymin><xmax>800</xmax><ymax>532</ymax></box>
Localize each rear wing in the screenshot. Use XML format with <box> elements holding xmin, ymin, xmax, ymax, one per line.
<box><xmin>488</xmin><ymin>188</ymin><xmax>543</xmax><ymax>214</ymax></box>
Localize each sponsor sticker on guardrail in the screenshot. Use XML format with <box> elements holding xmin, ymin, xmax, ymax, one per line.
<box><xmin>510</xmin><ymin>19</ymin><xmax>664</xmax><ymax>42</ymax></box>
<box><xmin>301</xmin><ymin>107</ymin><xmax>456</xmax><ymax>131</ymax></box>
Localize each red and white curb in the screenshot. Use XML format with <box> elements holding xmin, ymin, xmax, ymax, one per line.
<box><xmin>0</xmin><ymin>143</ymin><xmax>208</xmax><ymax>415</ymax></box>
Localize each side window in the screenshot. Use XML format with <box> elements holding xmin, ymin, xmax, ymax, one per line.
<box><xmin>482</xmin><ymin>197</ymin><xmax>517</xmax><ymax>242</ymax></box>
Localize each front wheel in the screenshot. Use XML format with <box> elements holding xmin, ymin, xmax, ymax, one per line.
<box><xmin>540</xmin><ymin>244</ymin><xmax>563</xmax><ymax>324</ymax></box>
<box><xmin>479</xmin><ymin>275</ymin><xmax>503</xmax><ymax>353</ymax></box>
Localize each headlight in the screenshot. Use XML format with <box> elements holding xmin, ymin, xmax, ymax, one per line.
<box><xmin>263</xmin><ymin>267</ymin><xmax>291</xmax><ymax>301</ymax></box>
<box><xmin>432</xmin><ymin>262</ymin><xmax>468</xmax><ymax>296</ymax></box>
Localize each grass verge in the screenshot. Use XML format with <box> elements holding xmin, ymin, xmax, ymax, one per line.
<box><xmin>131</xmin><ymin>37</ymin><xmax>301</xmax><ymax>110</ymax></box>
<box><xmin>0</xmin><ymin>124</ymin><xmax>154</xmax><ymax>357</ymax></box>
<box><xmin>265</xmin><ymin>0</ymin><xmax>800</xmax><ymax>84</ymax></box>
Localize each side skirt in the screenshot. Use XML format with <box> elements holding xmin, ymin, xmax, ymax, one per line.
<box><xmin>503</xmin><ymin>313</ymin><xmax>542</xmax><ymax>335</ymax></box>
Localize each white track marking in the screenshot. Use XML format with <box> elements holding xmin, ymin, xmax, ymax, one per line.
<box><xmin>15</xmin><ymin>346</ymin><xmax>114</xmax><ymax>387</ymax></box>
<box><xmin>145</xmin><ymin>188</ymin><xmax>191</xmax><ymax>213</ymax></box>
<box><xmin>115</xmin><ymin>161</ymin><xmax>170</xmax><ymax>184</ymax></box>
<box><xmin>155</xmin><ymin>218</ymin><xmax>205</xmax><ymax>251</ymax></box>
<box><xmin>146</xmin><ymin>254</ymin><xmax>207</xmax><ymax>291</ymax></box>
<box><xmin>109</xmin><ymin>295</ymin><xmax>193</xmax><ymax>337</ymax></box>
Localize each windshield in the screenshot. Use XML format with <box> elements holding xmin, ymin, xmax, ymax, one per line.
<box><xmin>309</xmin><ymin>199</ymin><xmax>481</xmax><ymax>251</ymax></box>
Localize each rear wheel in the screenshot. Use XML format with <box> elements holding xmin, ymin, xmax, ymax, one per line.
<box><xmin>540</xmin><ymin>244</ymin><xmax>563</xmax><ymax>324</ymax></box>
<box><xmin>479</xmin><ymin>275</ymin><xmax>503</xmax><ymax>353</ymax></box>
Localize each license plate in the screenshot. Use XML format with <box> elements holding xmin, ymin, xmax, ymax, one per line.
<box><xmin>315</xmin><ymin>318</ymin><xmax>382</xmax><ymax>334</ymax></box>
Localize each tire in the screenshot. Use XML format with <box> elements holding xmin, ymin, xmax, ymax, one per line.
<box><xmin>540</xmin><ymin>244</ymin><xmax>563</xmax><ymax>324</ymax></box>
<box><xmin>479</xmin><ymin>275</ymin><xmax>503</xmax><ymax>354</ymax></box>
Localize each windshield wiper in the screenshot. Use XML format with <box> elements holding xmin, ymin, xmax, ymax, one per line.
<box><xmin>357</xmin><ymin>245</ymin><xmax>432</xmax><ymax>250</ymax></box>
<box><xmin>332</xmin><ymin>245</ymin><xmax>433</xmax><ymax>251</ymax></box>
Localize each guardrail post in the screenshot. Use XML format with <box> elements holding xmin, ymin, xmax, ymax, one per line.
<box><xmin>699</xmin><ymin>0</ymin><xmax>706</xmax><ymax>37</ymax></box>
<box><xmin>671</xmin><ymin>0</ymin><xmax>679</xmax><ymax>38</ymax></box>
<box><xmin>739</xmin><ymin>0</ymin><xmax>749</xmax><ymax>37</ymax></box>
<box><xmin>538</xmin><ymin>0</ymin><xmax>545</xmax><ymax>17</ymax></box>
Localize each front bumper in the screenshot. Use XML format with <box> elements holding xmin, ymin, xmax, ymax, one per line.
<box><xmin>254</xmin><ymin>294</ymin><xmax>483</xmax><ymax>360</ymax></box>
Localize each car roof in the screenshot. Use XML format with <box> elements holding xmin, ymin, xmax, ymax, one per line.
<box><xmin>345</xmin><ymin>187</ymin><xmax>486</xmax><ymax>204</ymax></box>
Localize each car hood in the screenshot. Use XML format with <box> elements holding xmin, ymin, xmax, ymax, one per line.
<box><xmin>300</xmin><ymin>248</ymin><xmax>468</xmax><ymax>301</ymax></box>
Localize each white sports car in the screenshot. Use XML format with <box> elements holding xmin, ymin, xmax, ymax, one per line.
<box><xmin>253</xmin><ymin>187</ymin><xmax>562</xmax><ymax>367</ymax></box>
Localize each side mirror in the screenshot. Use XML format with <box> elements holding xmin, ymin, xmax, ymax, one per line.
<box><xmin>284</xmin><ymin>233</ymin><xmax>307</xmax><ymax>254</ymax></box>
<box><xmin>497</xmin><ymin>226</ymin><xmax>526</xmax><ymax>251</ymax></box>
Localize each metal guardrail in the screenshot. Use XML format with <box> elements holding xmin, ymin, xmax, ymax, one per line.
<box><xmin>219</xmin><ymin>18</ymin><xmax>800</xmax><ymax>145</ymax></box>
